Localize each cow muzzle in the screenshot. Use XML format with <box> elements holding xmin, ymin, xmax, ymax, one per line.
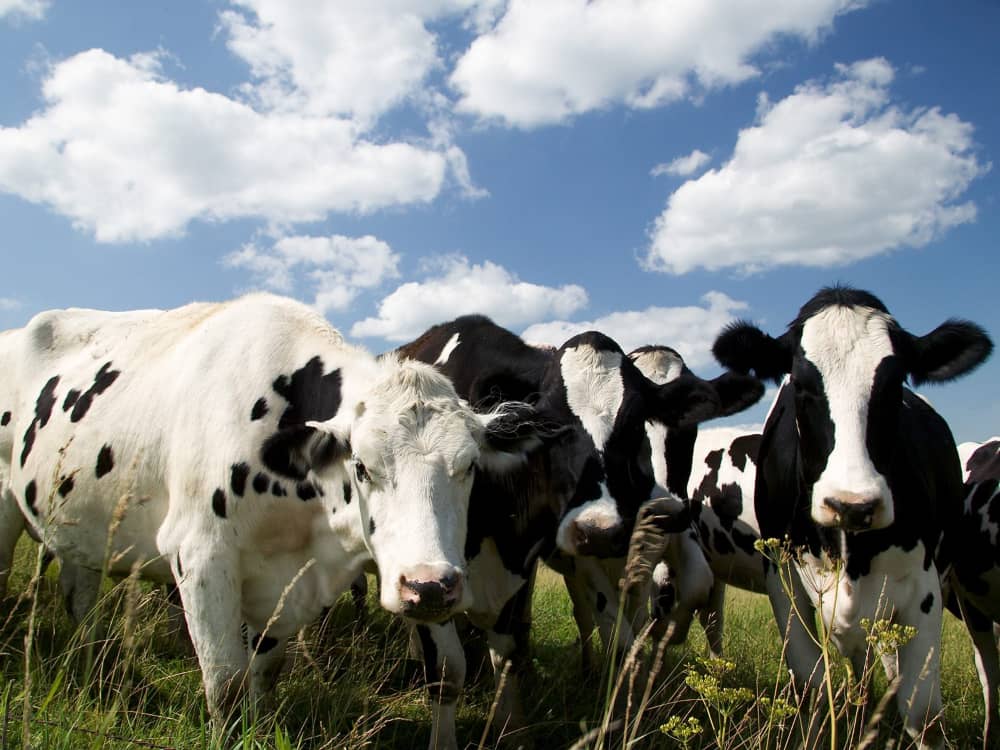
<box><xmin>821</xmin><ymin>494</ymin><xmax>882</xmax><ymax>532</ymax></box>
<box><xmin>570</xmin><ymin>521</ymin><xmax>630</xmax><ymax>558</ymax></box>
<box><xmin>398</xmin><ymin>564</ymin><xmax>465</xmax><ymax>622</ymax></box>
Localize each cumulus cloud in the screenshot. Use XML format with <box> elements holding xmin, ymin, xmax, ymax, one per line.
<box><xmin>225</xmin><ymin>234</ymin><xmax>400</xmax><ymax>313</ymax></box>
<box><xmin>0</xmin><ymin>0</ymin><xmax>49</xmax><ymax>22</ymax></box>
<box><xmin>450</xmin><ymin>0</ymin><xmax>867</xmax><ymax>128</ymax></box>
<box><xmin>0</xmin><ymin>49</ymin><xmax>448</xmax><ymax>242</ymax></box>
<box><xmin>351</xmin><ymin>255</ymin><xmax>588</xmax><ymax>342</ymax></box>
<box><xmin>651</xmin><ymin>149</ymin><xmax>711</xmax><ymax>177</ymax></box>
<box><xmin>645</xmin><ymin>58</ymin><xmax>989</xmax><ymax>274</ymax></box>
<box><xmin>220</xmin><ymin>0</ymin><xmax>479</xmax><ymax>124</ymax></box>
<box><xmin>521</xmin><ymin>291</ymin><xmax>747</xmax><ymax>369</ymax></box>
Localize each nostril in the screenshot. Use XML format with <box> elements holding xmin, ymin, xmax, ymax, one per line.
<box><xmin>823</xmin><ymin>497</ymin><xmax>847</xmax><ymax>514</ymax></box>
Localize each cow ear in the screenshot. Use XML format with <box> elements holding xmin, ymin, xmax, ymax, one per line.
<box><xmin>709</xmin><ymin>372</ymin><xmax>765</xmax><ymax>417</ymax></box>
<box><xmin>476</xmin><ymin>402</ymin><xmax>570</xmax><ymax>475</ymax></box>
<box><xmin>908</xmin><ymin>320</ymin><xmax>993</xmax><ymax>386</ymax></box>
<box><xmin>650</xmin><ymin>374</ymin><xmax>722</xmax><ymax>428</ymax></box>
<box><xmin>261</xmin><ymin>421</ymin><xmax>350</xmax><ymax>480</ymax></box>
<box><xmin>712</xmin><ymin>321</ymin><xmax>792</xmax><ymax>383</ymax></box>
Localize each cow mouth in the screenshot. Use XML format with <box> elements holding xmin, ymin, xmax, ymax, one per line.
<box><xmin>400</xmin><ymin>603</ymin><xmax>456</xmax><ymax>623</ymax></box>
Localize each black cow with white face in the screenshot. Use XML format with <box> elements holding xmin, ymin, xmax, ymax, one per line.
<box><xmin>713</xmin><ymin>286</ymin><xmax>992</xmax><ymax>750</ymax></box>
<box><xmin>397</xmin><ymin>315</ymin><xmax>760</xmax><ymax>749</ymax></box>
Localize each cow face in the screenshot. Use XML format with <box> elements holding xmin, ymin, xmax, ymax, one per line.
<box><xmin>714</xmin><ymin>286</ymin><xmax>992</xmax><ymax>532</ymax></box>
<box><xmin>319</xmin><ymin>358</ymin><xmax>544</xmax><ymax>622</ymax></box>
<box><xmin>551</xmin><ymin>334</ymin><xmax>734</xmax><ymax>557</ymax></box>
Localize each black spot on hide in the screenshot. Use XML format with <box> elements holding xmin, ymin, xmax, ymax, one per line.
<box><xmin>21</xmin><ymin>375</ymin><xmax>60</xmax><ymax>467</ymax></box>
<box><xmin>920</xmin><ymin>592</ymin><xmax>934</xmax><ymax>614</ymax></box>
<box><xmin>713</xmin><ymin>528</ymin><xmax>736</xmax><ymax>556</ymax></box>
<box><xmin>596</xmin><ymin>591</ymin><xmax>607</xmax><ymax>613</ymax></box>
<box><xmin>272</xmin><ymin>357</ymin><xmax>342</xmax><ymax>429</ymax></box>
<box><xmin>296</xmin><ymin>482</ymin><xmax>317</xmax><ymax>501</ymax></box>
<box><xmin>70</xmin><ymin>362</ymin><xmax>121</xmax><ymax>423</ymax></box>
<box><xmin>96</xmin><ymin>444</ymin><xmax>114</xmax><ymax>478</ymax></box>
<box><xmin>251</xmin><ymin>398</ymin><xmax>269</xmax><ymax>421</ymax></box>
<box><xmin>369</xmin><ymin>517</ymin><xmax>376</xmax><ymax>536</ymax></box>
<box><xmin>343</xmin><ymin>481</ymin><xmax>352</xmax><ymax>504</ymax></box>
<box><xmin>230</xmin><ymin>462</ymin><xmax>250</xmax><ymax>497</ymax></box>
<box><xmin>24</xmin><ymin>480</ymin><xmax>38</xmax><ymax>515</ymax></box>
<box><xmin>732</xmin><ymin>527</ymin><xmax>760</xmax><ymax>559</ymax></box>
<box><xmin>728</xmin><ymin>434</ymin><xmax>760</xmax><ymax>472</ymax></box>
<box><xmin>0</xmin><ymin>411</ymin><xmax>10</xmax><ymax>426</ymax></box>
<box><xmin>58</xmin><ymin>475</ymin><xmax>74</xmax><ymax>497</ymax></box>
<box><xmin>272</xmin><ymin>482</ymin><xmax>287</xmax><ymax>497</ymax></box>
<box><xmin>62</xmin><ymin>389</ymin><xmax>80</xmax><ymax>412</ymax></box>
<box><xmin>175</xmin><ymin>554</ymin><xmax>183</xmax><ymax>577</ymax></box>
<box><xmin>251</xmin><ymin>633</ymin><xmax>279</xmax><ymax>654</ymax></box>
<box><xmin>253</xmin><ymin>473</ymin><xmax>269</xmax><ymax>494</ymax></box>
<box><xmin>212</xmin><ymin>488</ymin><xmax>227</xmax><ymax>518</ymax></box>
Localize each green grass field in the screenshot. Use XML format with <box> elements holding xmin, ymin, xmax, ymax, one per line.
<box><xmin>0</xmin><ymin>536</ymin><xmax>988</xmax><ymax>749</ymax></box>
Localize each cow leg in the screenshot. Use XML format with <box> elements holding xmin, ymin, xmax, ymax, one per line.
<box><xmin>955</xmin><ymin>600</ymin><xmax>1000</xmax><ymax>750</ymax></box>
<box><xmin>484</xmin><ymin>579</ymin><xmax>535</xmax><ymax>745</ymax></box>
<box><xmin>765</xmin><ymin>568</ymin><xmax>827</xmax><ymax>747</ymax></box>
<box><xmin>0</xmin><ymin>485</ymin><xmax>24</xmax><ymax>598</ymax></box>
<box><xmin>893</xmin><ymin>585</ymin><xmax>944</xmax><ymax>750</ymax></box>
<box><xmin>246</xmin><ymin>627</ymin><xmax>288</xmax><ymax>705</ymax></box>
<box><xmin>416</xmin><ymin>621</ymin><xmax>465</xmax><ymax>750</ymax></box>
<box><xmin>172</xmin><ymin>543</ymin><xmax>247</xmax><ymax>723</ymax></box>
<box><xmin>562</xmin><ymin>567</ymin><xmax>598</xmax><ymax>673</ymax></box>
<box><xmin>700</xmin><ymin>581</ymin><xmax>727</xmax><ymax>659</ymax></box>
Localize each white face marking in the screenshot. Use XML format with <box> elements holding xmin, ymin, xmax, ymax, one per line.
<box><xmin>434</xmin><ymin>333</ymin><xmax>461</xmax><ymax>365</ymax></box>
<box><xmin>560</xmin><ymin>344</ymin><xmax>624</xmax><ymax>451</ymax></box>
<box><xmin>631</xmin><ymin>349</ymin><xmax>684</xmax><ymax>386</ymax></box>
<box><xmin>800</xmin><ymin>306</ymin><xmax>894</xmax><ymax>529</ymax></box>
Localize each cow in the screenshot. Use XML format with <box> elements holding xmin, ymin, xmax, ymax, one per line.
<box><xmin>948</xmin><ymin>438</ymin><xmax>1000</xmax><ymax>749</ymax></box>
<box><xmin>710</xmin><ymin>285</ymin><xmax>992</xmax><ymax>748</ymax></box>
<box><xmin>0</xmin><ymin>294</ymin><xmax>549</xmax><ymax>724</ymax></box>
<box><xmin>552</xmin><ymin>346</ymin><xmax>763</xmax><ymax>672</ymax></box>
<box><xmin>397</xmin><ymin>317</ymin><xmax>762</xmax><ymax>749</ymax></box>
<box><xmin>647</xmin><ymin>425</ymin><xmax>766</xmax><ymax>658</ymax></box>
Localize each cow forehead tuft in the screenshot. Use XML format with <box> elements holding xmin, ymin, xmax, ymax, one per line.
<box><xmin>799</xmin><ymin>305</ymin><xmax>895</xmax><ymax>376</ymax></box>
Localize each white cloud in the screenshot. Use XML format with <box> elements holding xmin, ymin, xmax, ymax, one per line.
<box><xmin>645</xmin><ymin>58</ymin><xmax>989</xmax><ymax>274</ymax></box>
<box><xmin>225</xmin><ymin>234</ymin><xmax>400</xmax><ymax>313</ymax></box>
<box><xmin>351</xmin><ymin>255</ymin><xmax>588</xmax><ymax>342</ymax></box>
<box><xmin>652</xmin><ymin>149</ymin><xmax>711</xmax><ymax>177</ymax></box>
<box><xmin>0</xmin><ymin>297</ymin><xmax>21</xmax><ymax>310</ymax></box>
<box><xmin>450</xmin><ymin>0</ymin><xmax>868</xmax><ymax>128</ymax></box>
<box><xmin>521</xmin><ymin>291</ymin><xmax>747</xmax><ymax>369</ymax></box>
<box><xmin>219</xmin><ymin>1</ymin><xmax>481</xmax><ymax>124</ymax></box>
<box><xmin>0</xmin><ymin>49</ymin><xmax>448</xmax><ymax>242</ymax></box>
<box><xmin>0</xmin><ymin>0</ymin><xmax>48</xmax><ymax>22</ymax></box>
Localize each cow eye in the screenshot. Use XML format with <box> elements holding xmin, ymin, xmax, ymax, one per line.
<box><xmin>354</xmin><ymin>459</ymin><xmax>370</xmax><ymax>483</ymax></box>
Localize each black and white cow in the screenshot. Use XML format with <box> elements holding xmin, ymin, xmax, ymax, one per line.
<box><xmin>948</xmin><ymin>438</ymin><xmax>1000</xmax><ymax>748</ymax></box>
<box><xmin>711</xmin><ymin>285</ymin><xmax>992</xmax><ymax>748</ymax></box>
<box><xmin>397</xmin><ymin>316</ymin><xmax>761</xmax><ymax>749</ymax></box>
<box><xmin>554</xmin><ymin>346</ymin><xmax>763</xmax><ymax>672</ymax></box>
<box><xmin>647</xmin><ymin>425</ymin><xmax>766</xmax><ymax>658</ymax></box>
<box><xmin>0</xmin><ymin>295</ymin><xmax>548</xmax><ymax>723</ymax></box>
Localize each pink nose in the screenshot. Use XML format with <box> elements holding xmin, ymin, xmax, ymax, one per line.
<box><xmin>398</xmin><ymin>565</ymin><xmax>464</xmax><ymax>621</ymax></box>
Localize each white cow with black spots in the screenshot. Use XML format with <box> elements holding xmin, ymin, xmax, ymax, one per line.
<box><xmin>0</xmin><ymin>294</ymin><xmax>547</xmax><ymax>724</ymax></box>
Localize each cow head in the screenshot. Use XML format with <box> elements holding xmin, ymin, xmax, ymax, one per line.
<box><xmin>549</xmin><ymin>333</ymin><xmax>759</xmax><ymax>557</ymax></box>
<box><xmin>713</xmin><ymin>285</ymin><xmax>992</xmax><ymax>532</ymax></box>
<box><xmin>282</xmin><ymin>357</ymin><xmax>546</xmax><ymax>622</ymax></box>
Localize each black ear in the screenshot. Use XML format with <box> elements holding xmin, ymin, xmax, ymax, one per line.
<box><xmin>909</xmin><ymin>319</ymin><xmax>993</xmax><ymax>386</ymax></box>
<box><xmin>261</xmin><ymin>423</ymin><xmax>350</xmax><ymax>480</ymax></box>
<box><xmin>712</xmin><ymin>321</ymin><xmax>792</xmax><ymax>383</ymax></box>
<box><xmin>650</xmin><ymin>374</ymin><xmax>722</xmax><ymax>427</ymax></box>
<box><xmin>709</xmin><ymin>372</ymin><xmax>765</xmax><ymax>417</ymax></box>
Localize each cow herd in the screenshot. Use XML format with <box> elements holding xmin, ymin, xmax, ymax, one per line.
<box><xmin>0</xmin><ymin>285</ymin><xmax>996</xmax><ymax>750</ymax></box>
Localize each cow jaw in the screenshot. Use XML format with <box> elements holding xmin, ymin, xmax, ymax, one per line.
<box><xmin>800</xmin><ymin>306</ymin><xmax>895</xmax><ymax>531</ymax></box>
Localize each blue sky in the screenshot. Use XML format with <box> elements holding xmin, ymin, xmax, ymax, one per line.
<box><xmin>0</xmin><ymin>0</ymin><xmax>997</xmax><ymax>441</ymax></box>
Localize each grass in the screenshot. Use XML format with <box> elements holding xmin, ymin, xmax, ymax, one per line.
<box><xmin>0</xmin><ymin>535</ymin><xmax>988</xmax><ymax>749</ymax></box>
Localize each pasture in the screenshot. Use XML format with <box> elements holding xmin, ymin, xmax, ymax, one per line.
<box><xmin>0</xmin><ymin>536</ymin><xmax>987</xmax><ymax>749</ymax></box>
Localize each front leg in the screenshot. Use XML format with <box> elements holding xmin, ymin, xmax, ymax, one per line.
<box><xmin>246</xmin><ymin>627</ymin><xmax>288</xmax><ymax>706</ymax></box>
<box><xmin>415</xmin><ymin>620</ymin><xmax>466</xmax><ymax>750</ymax></box>
<box><xmin>172</xmin><ymin>540</ymin><xmax>247</xmax><ymax>723</ymax></box>
<box><xmin>893</xmin><ymin>579</ymin><xmax>944</xmax><ymax>750</ymax></box>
